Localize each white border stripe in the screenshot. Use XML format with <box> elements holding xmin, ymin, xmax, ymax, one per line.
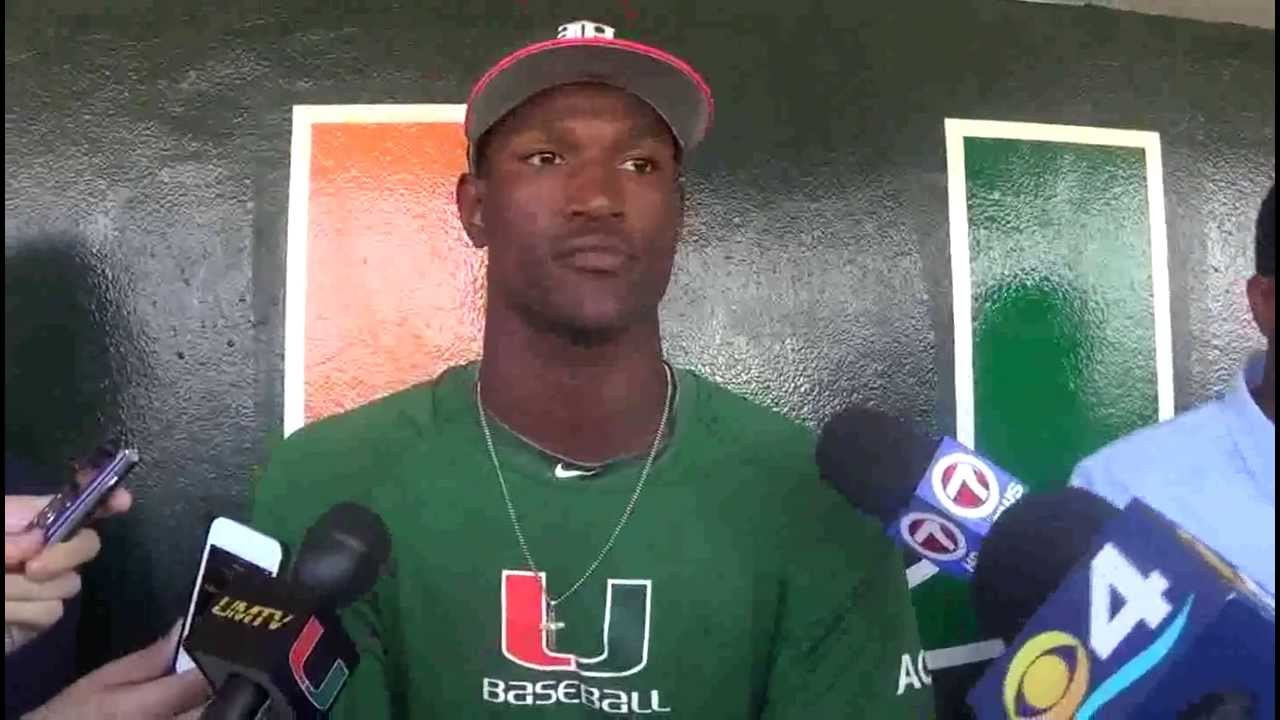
<box><xmin>945</xmin><ymin>119</ymin><xmax>1161</xmax><ymax>148</ymax></box>
<box><xmin>905</xmin><ymin>560</ymin><xmax>940</xmax><ymax>589</ymax></box>
<box><xmin>924</xmin><ymin>639</ymin><xmax>1007</xmax><ymax>671</ymax></box>
<box><xmin>291</xmin><ymin>104</ymin><xmax>467</xmax><ymax>124</ymax></box>
<box><xmin>282</xmin><ymin>103</ymin><xmax>468</xmax><ymax>436</ymax></box>
<box><xmin>945</xmin><ymin>117</ymin><xmax>1176</xmax><ymax>448</ymax></box>
<box><xmin>1144</xmin><ymin>137</ymin><xmax>1175</xmax><ymax>420</ymax></box>
<box><xmin>283</xmin><ymin>108</ymin><xmax>313</xmax><ymax>437</ymax></box>
<box><xmin>945</xmin><ymin>120</ymin><xmax>976</xmax><ymax>446</ymax></box>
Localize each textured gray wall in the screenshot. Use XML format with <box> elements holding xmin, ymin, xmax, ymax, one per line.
<box><xmin>5</xmin><ymin>0</ymin><xmax>1274</xmax><ymax>696</ymax></box>
<box><xmin>1022</xmin><ymin>0</ymin><xmax>1275</xmax><ymax>29</ymax></box>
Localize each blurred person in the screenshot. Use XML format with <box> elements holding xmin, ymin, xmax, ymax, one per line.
<box><xmin>6</xmin><ymin>240</ymin><xmax>134</xmax><ymax>714</ymax></box>
<box><xmin>1072</xmin><ymin>184</ymin><xmax>1276</xmax><ymax>593</ymax></box>
<box><xmin>23</xmin><ymin>622</ymin><xmax>209</xmax><ymax>720</ymax></box>
<box><xmin>7</xmin><ymin>489</ymin><xmax>209</xmax><ymax>719</ymax></box>
<box><xmin>5</xmin><ymin>460</ymin><xmax>129</xmax><ymax>716</ymax></box>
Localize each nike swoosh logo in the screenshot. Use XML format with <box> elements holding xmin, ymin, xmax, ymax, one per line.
<box><xmin>554</xmin><ymin>463</ymin><xmax>600</xmax><ymax>479</ymax></box>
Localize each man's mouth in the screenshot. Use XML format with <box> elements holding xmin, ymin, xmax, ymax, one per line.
<box><xmin>556</xmin><ymin>237</ymin><xmax>635</xmax><ymax>273</ymax></box>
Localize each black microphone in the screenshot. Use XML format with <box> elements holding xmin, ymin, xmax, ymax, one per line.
<box><xmin>970</xmin><ymin>487</ymin><xmax>1117</xmax><ymax>645</ymax></box>
<box><xmin>816</xmin><ymin>406</ymin><xmax>936</xmax><ymax>524</ymax></box>
<box><xmin>186</xmin><ymin>503</ymin><xmax>391</xmax><ymax>720</ymax></box>
<box><xmin>967</xmin><ymin>492</ymin><xmax>1274</xmax><ymax>718</ymax></box>
<box><xmin>817</xmin><ymin>405</ymin><xmax>1028</xmax><ymax>580</ymax></box>
<box><xmin>285</xmin><ymin>501</ymin><xmax>391</xmax><ymax>609</ymax></box>
<box><xmin>817</xmin><ymin>406</ymin><xmax>1036</xmax><ymax>718</ymax></box>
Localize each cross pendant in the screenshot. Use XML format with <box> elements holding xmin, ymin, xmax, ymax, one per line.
<box><xmin>542</xmin><ymin>602</ymin><xmax>565</xmax><ymax>651</ymax></box>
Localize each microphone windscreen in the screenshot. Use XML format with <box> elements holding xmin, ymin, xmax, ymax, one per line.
<box><xmin>816</xmin><ymin>405</ymin><xmax>941</xmax><ymax>524</ymax></box>
<box><xmin>291</xmin><ymin>502</ymin><xmax>391</xmax><ymax>610</ymax></box>
<box><xmin>971</xmin><ymin>487</ymin><xmax>1116</xmax><ymax>643</ymax></box>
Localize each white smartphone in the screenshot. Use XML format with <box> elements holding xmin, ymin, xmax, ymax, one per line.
<box><xmin>174</xmin><ymin>516</ymin><xmax>284</xmax><ymax>673</ymax></box>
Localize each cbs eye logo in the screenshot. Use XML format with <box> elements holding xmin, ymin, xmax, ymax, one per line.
<box><xmin>1001</xmin><ymin>543</ymin><xmax>1194</xmax><ymax>720</ymax></box>
<box><xmin>1002</xmin><ymin>631</ymin><xmax>1090</xmax><ymax>719</ymax></box>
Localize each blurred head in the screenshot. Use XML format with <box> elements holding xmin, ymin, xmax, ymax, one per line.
<box><xmin>5</xmin><ymin>238</ymin><xmax>125</xmax><ymax>469</ymax></box>
<box><xmin>1246</xmin><ymin>185</ymin><xmax>1275</xmax><ymax>349</ymax></box>
<box><xmin>457</xmin><ymin>83</ymin><xmax>684</xmax><ymax>345</ymax></box>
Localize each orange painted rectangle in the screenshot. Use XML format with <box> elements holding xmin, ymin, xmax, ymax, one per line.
<box><xmin>302</xmin><ymin>119</ymin><xmax>484</xmax><ymax>425</ymax></box>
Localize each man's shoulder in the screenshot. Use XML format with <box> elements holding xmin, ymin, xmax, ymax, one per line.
<box><xmin>681</xmin><ymin>368</ymin><xmax>814</xmax><ymax>448</ymax></box>
<box><xmin>678</xmin><ymin>369</ymin><xmax>876</xmax><ymax>531</ymax></box>
<box><xmin>276</xmin><ymin>385</ymin><xmax>428</xmax><ymax>464</ymax></box>
<box><xmin>254</xmin><ymin>365</ymin><xmax>471</xmax><ymax>505</ymax></box>
<box><xmin>679</xmin><ymin>367</ymin><xmax>825</xmax><ymax>491</ymax></box>
<box><xmin>1071</xmin><ymin>399</ymin><xmax>1231</xmax><ymax>497</ymax></box>
<box><xmin>281</xmin><ymin>364</ymin><xmax>473</xmax><ymax>450</ymax></box>
<box><xmin>1082</xmin><ymin>400</ymin><xmax>1228</xmax><ymax>468</ymax></box>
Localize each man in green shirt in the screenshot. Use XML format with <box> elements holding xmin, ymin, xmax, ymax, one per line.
<box><xmin>253</xmin><ymin>20</ymin><xmax>932</xmax><ymax>718</ymax></box>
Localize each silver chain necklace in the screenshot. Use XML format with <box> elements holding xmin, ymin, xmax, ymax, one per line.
<box><xmin>475</xmin><ymin>363</ymin><xmax>673</xmax><ymax>650</ymax></box>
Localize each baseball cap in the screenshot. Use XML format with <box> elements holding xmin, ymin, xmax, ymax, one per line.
<box><xmin>465</xmin><ymin>20</ymin><xmax>714</xmax><ymax>169</ymax></box>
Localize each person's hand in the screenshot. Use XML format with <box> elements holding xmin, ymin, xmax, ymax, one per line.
<box><xmin>5</xmin><ymin>488</ymin><xmax>133</xmax><ymax>567</ymax></box>
<box><xmin>7</xmin><ymin>525</ymin><xmax>97</xmax><ymax>627</ymax></box>
<box><xmin>5</xmin><ymin>498</ymin><xmax>47</xmax><ymax>571</ymax></box>
<box><xmin>24</xmin><ymin>621</ymin><xmax>211</xmax><ymax>720</ymax></box>
<box><xmin>5</xmin><ymin>490</ymin><xmax>132</xmax><ymax>653</ymax></box>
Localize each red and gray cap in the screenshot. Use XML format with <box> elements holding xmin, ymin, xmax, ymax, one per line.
<box><xmin>464</xmin><ymin>20</ymin><xmax>714</xmax><ymax>169</ymax></box>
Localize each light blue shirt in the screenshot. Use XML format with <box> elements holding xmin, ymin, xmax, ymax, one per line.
<box><xmin>1071</xmin><ymin>352</ymin><xmax>1275</xmax><ymax>595</ymax></box>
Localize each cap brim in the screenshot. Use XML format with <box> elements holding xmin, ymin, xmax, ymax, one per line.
<box><xmin>466</xmin><ymin>37</ymin><xmax>713</xmax><ymax>166</ymax></box>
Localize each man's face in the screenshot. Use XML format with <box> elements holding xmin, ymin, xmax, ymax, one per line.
<box><xmin>457</xmin><ymin>83</ymin><xmax>682</xmax><ymax>342</ymax></box>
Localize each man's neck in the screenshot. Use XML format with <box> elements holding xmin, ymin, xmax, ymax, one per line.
<box><xmin>1251</xmin><ymin>347</ymin><xmax>1275</xmax><ymax>422</ymax></box>
<box><xmin>477</xmin><ymin>311</ymin><xmax>669</xmax><ymax>464</ymax></box>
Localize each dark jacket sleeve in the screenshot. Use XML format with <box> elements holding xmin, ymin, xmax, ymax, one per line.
<box><xmin>5</xmin><ymin>455</ymin><xmax>81</xmax><ymax>719</ymax></box>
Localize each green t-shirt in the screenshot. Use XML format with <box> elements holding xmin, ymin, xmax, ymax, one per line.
<box><xmin>252</xmin><ymin>363</ymin><xmax>933</xmax><ymax>718</ymax></box>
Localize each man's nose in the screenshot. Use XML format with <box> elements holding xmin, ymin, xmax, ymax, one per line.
<box><xmin>565</xmin><ymin>161</ymin><xmax>624</xmax><ymax>219</ymax></box>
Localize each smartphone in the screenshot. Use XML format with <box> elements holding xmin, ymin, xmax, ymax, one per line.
<box><xmin>29</xmin><ymin>446</ymin><xmax>141</xmax><ymax>545</ymax></box>
<box><xmin>174</xmin><ymin>517</ymin><xmax>284</xmax><ymax>673</ymax></box>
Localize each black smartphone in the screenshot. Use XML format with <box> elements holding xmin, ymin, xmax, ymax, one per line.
<box><xmin>28</xmin><ymin>445</ymin><xmax>140</xmax><ymax>544</ymax></box>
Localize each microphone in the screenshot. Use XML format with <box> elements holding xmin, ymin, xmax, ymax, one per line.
<box><xmin>967</xmin><ymin>492</ymin><xmax>1274</xmax><ymax>719</ymax></box>
<box><xmin>970</xmin><ymin>487</ymin><xmax>1117</xmax><ymax>645</ymax></box>
<box><xmin>817</xmin><ymin>405</ymin><xmax>1028</xmax><ymax>579</ymax></box>
<box><xmin>185</xmin><ymin>503</ymin><xmax>391</xmax><ymax>720</ymax></box>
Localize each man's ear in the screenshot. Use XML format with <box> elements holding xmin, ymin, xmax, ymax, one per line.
<box><xmin>456</xmin><ymin>172</ymin><xmax>487</xmax><ymax>249</ymax></box>
<box><xmin>1247</xmin><ymin>274</ymin><xmax>1275</xmax><ymax>344</ymax></box>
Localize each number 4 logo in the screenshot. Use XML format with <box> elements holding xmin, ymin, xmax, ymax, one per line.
<box><xmin>1088</xmin><ymin>543</ymin><xmax>1174</xmax><ymax>660</ymax></box>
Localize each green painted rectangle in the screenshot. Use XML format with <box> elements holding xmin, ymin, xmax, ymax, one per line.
<box><xmin>969</xmin><ymin>137</ymin><xmax>1160</xmax><ymax>490</ymax></box>
<box><xmin>915</xmin><ymin>128</ymin><xmax>1171</xmax><ymax>656</ymax></box>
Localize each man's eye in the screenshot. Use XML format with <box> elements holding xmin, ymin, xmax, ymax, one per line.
<box><xmin>620</xmin><ymin>158</ymin><xmax>656</xmax><ymax>174</ymax></box>
<box><xmin>524</xmin><ymin>151</ymin><xmax>564</xmax><ymax>166</ymax></box>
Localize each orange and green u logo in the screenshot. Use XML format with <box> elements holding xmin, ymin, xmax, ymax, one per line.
<box><xmin>501</xmin><ymin>570</ymin><xmax>652</xmax><ymax>678</ymax></box>
<box><xmin>288</xmin><ymin>616</ymin><xmax>350</xmax><ymax>710</ymax></box>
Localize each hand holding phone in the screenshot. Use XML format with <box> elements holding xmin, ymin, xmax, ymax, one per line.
<box><xmin>26</xmin><ymin>621</ymin><xmax>211</xmax><ymax>719</ymax></box>
<box><xmin>5</xmin><ymin>446</ymin><xmax>138</xmax><ymax>654</ymax></box>
<box><xmin>5</xmin><ymin>496</ymin><xmax>52</xmax><ymax>569</ymax></box>
<box><xmin>29</xmin><ymin>446</ymin><xmax>139</xmax><ymax>546</ymax></box>
<box><xmin>174</xmin><ymin>517</ymin><xmax>283</xmax><ymax>673</ymax></box>
<box><xmin>5</xmin><ymin>521</ymin><xmax>102</xmax><ymax>653</ymax></box>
